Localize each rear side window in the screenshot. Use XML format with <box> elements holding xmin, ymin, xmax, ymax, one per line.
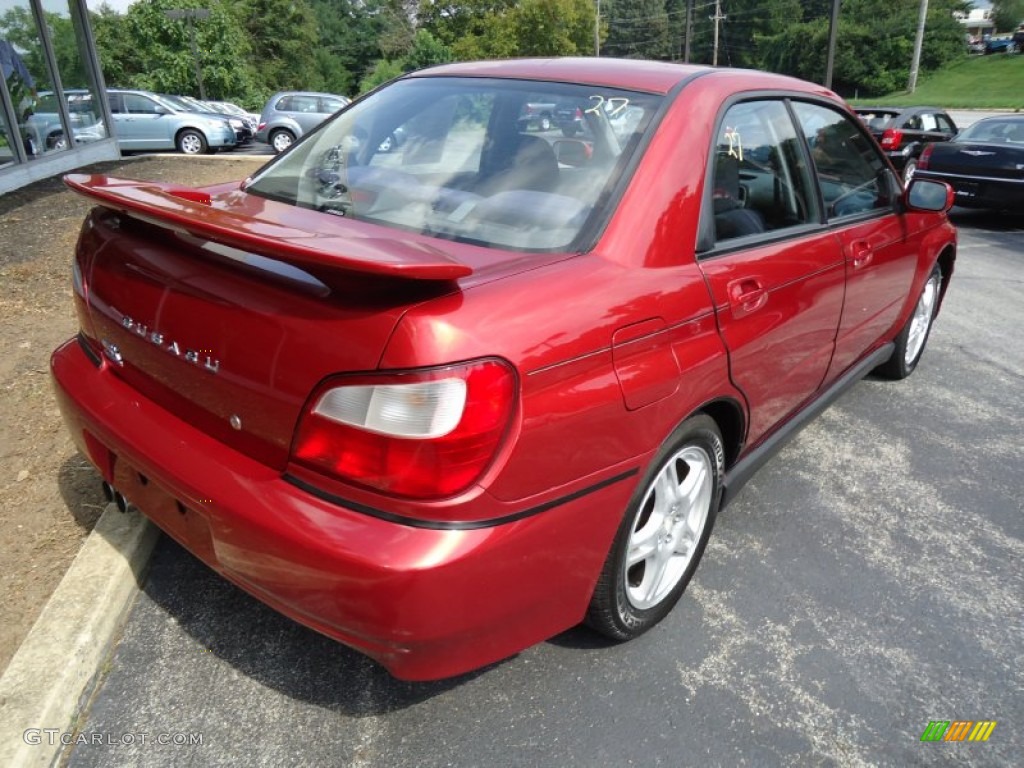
<box><xmin>793</xmin><ymin>102</ymin><xmax>894</xmax><ymax>220</ymax></box>
<box><xmin>277</xmin><ymin>95</ymin><xmax>319</xmax><ymax>113</ymax></box>
<box><xmin>710</xmin><ymin>100</ymin><xmax>818</xmax><ymax>243</ymax></box>
<box><xmin>320</xmin><ymin>97</ymin><xmax>346</xmax><ymax>113</ymax></box>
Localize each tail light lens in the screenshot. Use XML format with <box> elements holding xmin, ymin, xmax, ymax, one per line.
<box><xmin>918</xmin><ymin>144</ymin><xmax>934</xmax><ymax>170</ymax></box>
<box><xmin>574</xmin><ymin>107</ymin><xmax>583</xmax><ymax>120</ymax></box>
<box><xmin>257</xmin><ymin>122</ymin><xmax>266</xmax><ymax>132</ymax></box>
<box><xmin>880</xmin><ymin>128</ymin><xmax>903</xmax><ymax>150</ymax></box>
<box><xmin>291</xmin><ymin>359</ymin><xmax>516</xmax><ymax>499</ymax></box>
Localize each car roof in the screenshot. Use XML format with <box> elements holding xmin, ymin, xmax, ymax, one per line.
<box><xmin>855</xmin><ymin>107</ymin><xmax>947</xmax><ymax>116</ymax></box>
<box><xmin>411</xmin><ymin>58</ymin><xmax>835</xmax><ymax>97</ymax></box>
<box><xmin>272</xmin><ymin>91</ymin><xmax>348</xmax><ymax>100</ymax></box>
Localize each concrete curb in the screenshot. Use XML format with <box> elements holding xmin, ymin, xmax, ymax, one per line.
<box><xmin>0</xmin><ymin>505</ymin><xmax>158</xmax><ymax>768</ymax></box>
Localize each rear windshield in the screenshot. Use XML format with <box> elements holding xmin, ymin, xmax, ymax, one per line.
<box><xmin>957</xmin><ymin>119</ymin><xmax>1024</xmax><ymax>144</ymax></box>
<box><xmin>855</xmin><ymin>110</ymin><xmax>899</xmax><ymax>131</ymax></box>
<box><xmin>245</xmin><ymin>77</ymin><xmax>663</xmax><ymax>252</ymax></box>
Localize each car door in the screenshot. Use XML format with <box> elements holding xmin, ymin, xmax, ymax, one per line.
<box><xmin>119</xmin><ymin>93</ymin><xmax>169</xmax><ymax>150</ymax></box>
<box><xmin>290</xmin><ymin>94</ymin><xmax>323</xmax><ymax>135</ymax></box>
<box><xmin>913</xmin><ymin>110</ymin><xmax>957</xmax><ymax>150</ymax></box>
<box><xmin>791</xmin><ymin>101</ymin><xmax>921</xmax><ymax>380</ymax></box>
<box><xmin>106</xmin><ymin>92</ymin><xmax>139</xmax><ymax>150</ymax></box>
<box><xmin>696</xmin><ymin>99</ymin><xmax>845</xmax><ymax>446</ymax></box>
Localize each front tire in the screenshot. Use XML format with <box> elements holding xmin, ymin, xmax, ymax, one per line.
<box><xmin>586</xmin><ymin>415</ymin><xmax>724</xmax><ymax>641</ymax></box>
<box><xmin>875</xmin><ymin>265</ymin><xmax>942</xmax><ymax>379</ymax></box>
<box><xmin>176</xmin><ymin>129</ymin><xmax>207</xmax><ymax>155</ymax></box>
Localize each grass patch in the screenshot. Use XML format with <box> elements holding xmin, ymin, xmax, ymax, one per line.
<box><xmin>860</xmin><ymin>55</ymin><xmax>1024</xmax><ymax>109</ymax></box>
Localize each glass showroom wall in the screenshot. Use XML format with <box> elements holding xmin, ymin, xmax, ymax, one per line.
<box><xmin>1</xmin><ymin>0</ymin><xmax>118</xmax><ymax>194</ymax></box>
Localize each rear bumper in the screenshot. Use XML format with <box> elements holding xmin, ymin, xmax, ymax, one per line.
<box><xmin>917</xmin><ymin>170</ymin><xmax>1024</xmax><ymax>210</ymax></box>
<box><xmin>51</xmin><ymin>338</ymin><xmax>633</xmax><ymax>680</ymax></box>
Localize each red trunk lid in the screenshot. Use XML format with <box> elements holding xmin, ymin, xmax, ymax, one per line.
<box><xmin>71</xmin><ymin>178</ymin><xmax>461</xmax><ymax>470</ymax></box>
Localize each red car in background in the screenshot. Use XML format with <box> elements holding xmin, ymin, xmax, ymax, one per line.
<box><xmin>52</xmin><ymin>58</ymin><xmax>957</xmax><ymax>680</ymax></box>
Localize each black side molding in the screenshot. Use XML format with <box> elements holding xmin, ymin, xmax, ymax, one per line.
<box><xmin>284</xmin><ymin>468</ymin><xmax>639</xmax><ymax>531</ymax></box>
<box><xmin>721</xmin><ymin>342</ymin><xmax>895</xmax><ymax>508</ymax></box>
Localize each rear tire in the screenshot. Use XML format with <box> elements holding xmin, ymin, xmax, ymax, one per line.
<box><xmin>902</xmin><ymin>159</ymin><xmax>917</xmax><ymax>184</ymax></box>
<box><xmin>586</xmin><ymin>415</ymin><xmax>723</xmax><ymax>641</ymax></box>
<box><xmin>270</xmin><ymin>129</ymin><xmax>294</xmax><ymax>153</ymax></box>
<box><xmin>875</xmin><ymin>265</ymin><xmax>942</xmax><ymax>380</ymax></box>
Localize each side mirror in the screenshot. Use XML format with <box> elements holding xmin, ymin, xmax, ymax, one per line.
<box><xmin>905</xmin><ymin>178</ymin><xmax>954</xmax><ymax>213</ymax></box>
<box><xmin>552</xmin><ymin>139</ymin><xmax>591</xmax><ymax>167</ymax></box>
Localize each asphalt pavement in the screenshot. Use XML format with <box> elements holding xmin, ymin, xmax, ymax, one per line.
<box><xmin>45</xmin><ymin>210</ymin><xmax>1024</xmax><ymax>766</ymax></box>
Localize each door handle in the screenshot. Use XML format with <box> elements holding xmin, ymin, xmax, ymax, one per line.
<box><xmin>728</xmin><ymin>278</ymin><xmax>768</xmax><ymax>317</ymax></box>
<box><xmin>850</xmin><ymin>241</ymin><xmax>874</xmax><ymax>270</ymax></box>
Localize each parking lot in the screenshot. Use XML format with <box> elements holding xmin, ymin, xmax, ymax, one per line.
<box><xmin>53</xmin><ymin>208</ymin><xmax>1022</xmax><ymax>767</ymax></box>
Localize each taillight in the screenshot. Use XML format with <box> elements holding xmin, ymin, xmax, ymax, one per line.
<box><xmin>574</xmin><ymin>107</ymin><xmax>583</xmax><ymax>119</ymax></box>
<box><xmin>291</xmin><ymin>359</ymin><xmax>516</xmax><ymax>499</ymax></box>
<box><xmin>918</xmin><ymin>144</ymin><xmax>933</xmax><ymax>170</ymax></box>
<box><xmin>257</xmin><ymin>122</ymin><xmax>266</xmax><ymax>132</ymax></box>
<box><xmin>880</xmin><ymin>128</ymin><xmax>903</xmax><ymax>150</ymax></box>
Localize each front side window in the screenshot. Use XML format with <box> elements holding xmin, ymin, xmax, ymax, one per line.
<box><xmin>710</xmin><ymin>100</ymin><xmax>817</xmax><ymax>243</ymax></box>
<box><xmin>123</xmin><ymin>94</ymin><xmax>161</xmax><ymax>115</ymax></box>
<box><xmin>793</xmin><ymin>102</ymin><xmax>894</xmax><ymax>220</ymax></box>
<box><xmin>245</xmin><ymin>77</ymin><xmax>663</xmax><ymax>251</ymax></box>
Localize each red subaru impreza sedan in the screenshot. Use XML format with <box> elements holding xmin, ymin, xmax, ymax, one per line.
<box><xmin>52</xmin><ymin>59</ymin><xmax>957</xmax><ymax>680</ymax></box>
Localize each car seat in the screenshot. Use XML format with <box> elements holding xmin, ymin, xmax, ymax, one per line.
<box><xmin>712</xmin><ymin>153</ymin><xmax>765</xmax><ymax>240</ymax></box>
<box><xmin>477</xmin><ymin>133</ymin><xmax>560</xmax><ymax>195</ymax></box>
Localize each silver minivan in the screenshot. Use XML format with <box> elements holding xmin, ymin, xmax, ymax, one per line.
<box><xmin>255</xmin><ymin>91</ymin><xmax>349</xmax><ymax>153</ymax></box>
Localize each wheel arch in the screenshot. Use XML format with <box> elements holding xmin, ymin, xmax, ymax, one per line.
<box><xmin>175</xmin><ymin>125</ymin><xmax>206</xmax><ymax>142</ymax></box>
<box><xmin>695</xmin><ymin>397</ymin><xmax>746</xmax><ymax>470</ymax></box>
<box><xmin>935</xmin><ymin>243</ymin><xmax>956</xmax><ymax>309</ymax></box>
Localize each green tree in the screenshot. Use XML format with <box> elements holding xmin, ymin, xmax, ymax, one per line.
<box><xmin>602</xmin><ymin>0</ymin><xmax>672</xmax><ymax>59</ymax></box>
<box><xmin>417</xmin><ymin>0</ymin><xmax>517</xmax><ymax>48</ymax></box>
<box><xmin>236</xmin><ymin>0</ymin><xmax>321</xmax><ymax>93</ymax></box>
<box><xmin>405</xmin><ymin>29</ymin><xmax>454</xmax><ymax>71</ymax></box>
<box><xmin>0</xmin><ymin>7</ymin><xmax>90</xmax><ymax>87</ymax></box>
<box><xmin>90</xmin><ymin>0</ymin><xmax>263</xmax><ymax>103</ymax></box>
<box><xmin>358</xmin><ymin>58</ymin><xmax>405</xmax><ymax>92</ymax></box>
<box><xmin>758</xmin><ymin>0</ymin><xmax>968</xmax><ymax>97</ymax></box>
<box><xmin>514</xmin><ymin>0</ymin><xmax>596</xmax><ymax>56</ymax></box>
<box><xmin>91</xmin><ymin>3</ymin><xmax>133</xmax><ymax>88</ymax></box>
<box><xmin>992</xmin><ymin>0</ymin><xmax>1024</xmax><ymax>33</ymax></box>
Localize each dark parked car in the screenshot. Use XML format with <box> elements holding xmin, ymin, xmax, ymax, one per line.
<box><xmin>984</xmin><ymin>35</ymin><xmax>1017</xmax><ymax>54</ymax></box>
<box><xmin>914</xmin><ymin>115</ymin><xmax>1024</xmax><ymax>211</ymax></box>
<box><xmin>855</xmin><ymin>107</ymin><xmax>958</xmax><ymax>181</ymax></box>
<box><xmin>55</xmin><ymin>58</ymin><xmax>956</xmax><ymax>681</ymax></box>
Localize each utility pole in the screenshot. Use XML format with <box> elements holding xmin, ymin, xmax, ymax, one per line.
<box><xmin>711</xmin><ymin>0</ymin><xmax>726</xmax><ymax>67</ymax></box>
<box><xmin>684</xmin><ymin>0</ymin><xmax>693</xmax><ymax>63</ymax></box>
<box><xmin>824</xmin><ymin>0</ymin><xmax>841</xmax><ymax>89</ymax></box>
<box><xmin>595</xmin><ymin>0</ymin><xmax>601</xmax><ymax>56</ymax></box>
<box><xmin>165</xmin><ymin>9</ymin><xmax>211</xmax><ymax>100</ymax></box>
<box><xmin>907</xmin><ymin>0</ymin><xmax>929</xmax><ymax>92</ymax></box>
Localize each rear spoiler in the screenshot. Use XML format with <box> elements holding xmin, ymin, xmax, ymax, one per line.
<box><xmin>63</xmin><ymin>174</ymin><xmax>472</xmax><ymax>282</ymax></box>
